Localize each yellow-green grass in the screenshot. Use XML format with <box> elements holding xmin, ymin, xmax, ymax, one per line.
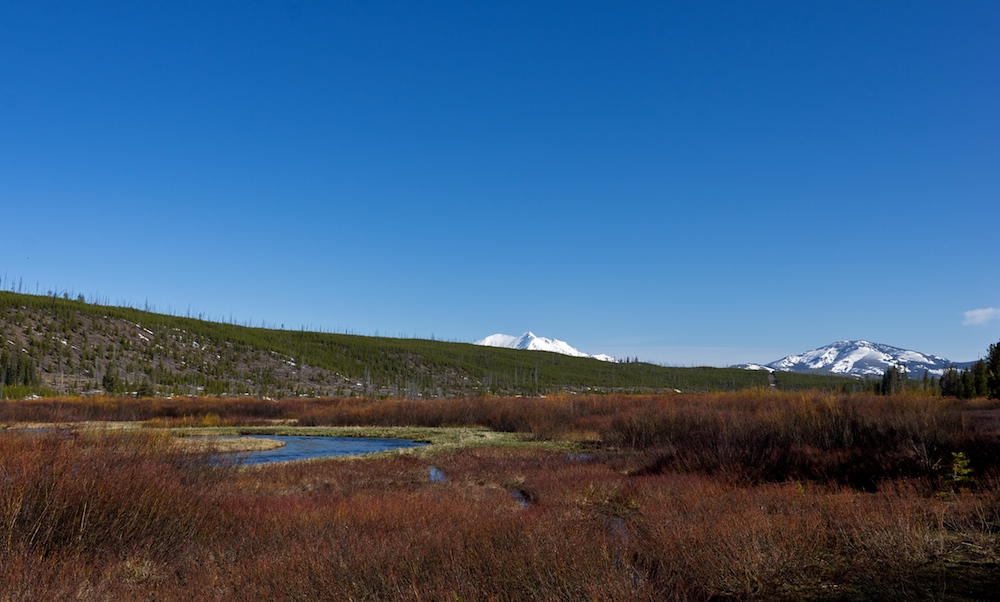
<box><xmin>170</xmin><ymin>425</ymin><xmax>587</xmax><ymax>454</ymax></box>
<box><xmin>1</xmin><ymin>422</ymin><xmax>288</xmax><ymax>454</ymax></box>
<box><xmin>1</xmin><ymin>420</ymin><xmax>580</xmax><ymax>457</ymax></box>
<box><xmin>170</xmin><ymin>435</ymin><xmax>285</xmax><ymax>454</ymax></box>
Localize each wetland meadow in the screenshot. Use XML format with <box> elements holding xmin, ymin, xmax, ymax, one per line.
<box><xmin>2</xmin><ymin>392</ymin><xmax>1000</xmax><ymax>600</ymax></box>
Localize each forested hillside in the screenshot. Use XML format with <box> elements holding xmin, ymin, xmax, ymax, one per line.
<box><xmin>0</xmin><ymin>291</ymin><xmax>858</xmax><ymax>398</ymax></box>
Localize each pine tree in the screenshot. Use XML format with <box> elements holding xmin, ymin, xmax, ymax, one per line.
<box><xmin>102</xmin><ymin>365</ymin><xmax>120</xmax><ymax>394</ymax></box>
<box><xmin>941</xmin><ymin>366</ymin><xmax>961</xmax><ymax>397</ymax></box>
<box><xmin>959</xmin><ymin>369</ymin><xmax>974</xmax><ymax>399</ymax></box>
<box><xmin>972</xmin><ymin>360</ymin><xmax>989</xmax><ymax>398</ymax></box>
<box><xmin>880</xmin><ymin>364</ymin><xmax>906</xmax><ymax>395</ymax></box>
<box><xmin>987</xmin><ymin>341</ymin><xmax>1000</xmax><ymax>400</ymax></box>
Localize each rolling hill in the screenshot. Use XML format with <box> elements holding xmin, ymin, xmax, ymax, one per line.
<box><xmin>0</xmin><ymin>291</ymin><xmax>862</xmax><ymax>398</ymax></box>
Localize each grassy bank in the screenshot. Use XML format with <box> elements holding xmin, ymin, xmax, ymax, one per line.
<box><xmin>171</xmin><ymin>425</ymin><xmax>535</xmax><ymax>451</ymax></box>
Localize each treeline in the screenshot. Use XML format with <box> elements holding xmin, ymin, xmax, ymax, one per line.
<box><xmin>940</xmin><ymin>343</ymin><xmax>1000</xmax><ymax>399</ymax></box>
<box><xmin>0</xmin><ymin>348</ymin><xmax>39</xmax><ymax>389</ymax></box>
<box><xmin>873</xmin><ymin>341</ymin><xmax>1000</xmax><ymax>399</ymax></box>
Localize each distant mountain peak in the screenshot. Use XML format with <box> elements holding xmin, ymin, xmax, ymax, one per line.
<box><xmin>736</xmin><ymin>340</ymin><xmax>969</xmax><ymax>378</ymax></box>
<box><xmin>475</xmin><ymin>331</ymin><xmax>616</xmax><ymax>362</ymax></box>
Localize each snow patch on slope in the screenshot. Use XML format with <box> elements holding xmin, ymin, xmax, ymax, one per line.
<box><xmin>475</xmin><ymin>331</ymin><xmax>617</xmax><ymax>362</ymax></box>
<box><xmin>762</xmin><ymin>340</ymin><xmax>960</xmax><ymax>378</ymax></box>
<box><xmin>476</xmin><ymin>334</ymin><xmax>520</xmax><ymax>348</ymax></box>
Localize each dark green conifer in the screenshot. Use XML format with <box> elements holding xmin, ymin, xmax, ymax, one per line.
<box><xmin>987</xmin><ymin>342</ymin><xmax>1000</xmax><ymax>400</ymax></box>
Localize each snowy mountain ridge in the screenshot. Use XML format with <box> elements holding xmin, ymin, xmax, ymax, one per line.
<box><xmin>737</xmin><ymin>340</ymin><xmax>973</xmax><ymax>378</ymax></box>
<box><xmin>475</xmin><ymin>332</ymin><xmax>617</xmax><ymax>362</ymax></box>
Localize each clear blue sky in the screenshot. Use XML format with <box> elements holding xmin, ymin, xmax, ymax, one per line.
<box><xmin>2</xmin><ymin>1</ymin><xmax>998</xmax><ymax>366</ymax></box>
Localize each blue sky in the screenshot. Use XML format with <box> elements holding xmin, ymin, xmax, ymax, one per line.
<box><xmin>2</xmin><ymin>1</ymin><xmax>998</xmax><ymax>366</ymax></box>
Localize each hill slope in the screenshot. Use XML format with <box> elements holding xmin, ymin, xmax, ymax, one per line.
<box><xmin>0</xmin><ymin>291</ymin><xmax>864</xmax><ymax>398</ymax></box>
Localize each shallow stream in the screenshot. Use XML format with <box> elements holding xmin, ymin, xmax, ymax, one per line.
<box><xmin>227</xmin><ymin>435</ymin><xmax>428</xmax><ymax>464</ymax></box>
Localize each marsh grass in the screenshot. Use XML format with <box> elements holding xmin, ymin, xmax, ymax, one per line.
<box><xmin>169</xmin><ymin>435</ymin><xmax>285</xmax><ymax>454</ymax></box>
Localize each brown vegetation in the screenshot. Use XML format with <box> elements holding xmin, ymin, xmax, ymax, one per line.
<box><xmin>2</xmin><ymin>392</ymin><xmax>1000</xmax><ymax>599</ymax></box>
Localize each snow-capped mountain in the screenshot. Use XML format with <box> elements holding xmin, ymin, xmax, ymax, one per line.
<box><xmin>737</xmin><ymin>340</ymin><xmax>972</xmax><ymax>378</ymax></box>
<box><xmin>475</xmin><ymin>332</ymin><xmax>617</xmax><ymax>362</ymax></box>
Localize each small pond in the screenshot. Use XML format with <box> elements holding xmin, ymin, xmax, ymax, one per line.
<box><xmin>226</xmin><ymin>435</ymin><xmax>429</xmax><ymax>465</ymax></box>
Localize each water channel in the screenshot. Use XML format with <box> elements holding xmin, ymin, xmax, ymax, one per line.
<box><xmin>225</xmin><ymin>435</ymin><xmax>429</xmax><ymax>465</ymax></box>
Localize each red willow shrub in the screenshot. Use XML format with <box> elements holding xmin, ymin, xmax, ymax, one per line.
<box><xmin>211</xmin><ymin>476</ymin><xmax>642</xmax><ymax>599</ymax></box>
<box><xmin>0</xmin><ymin>429</ymin><xmax>226</xmax><ymax>560</ymax></box>
<box><xmin>0</xmin><ymin>437</ymin><xmax>999</xmax><ymax>599</ymax></box>
<box><xmin>600</xmin><ymin>392</ymin><xmax>998</xmax><ymax>489</ymax></box>
<box><xmin>624</xmin><ymin>475</ymin><xmax>969</xmax><ymax>600</ymax></box>
<box><xmin>1</xmin><ymin>393</ymin><xmax>643</xmax><ymax>434</ymax></box>
<box><xmin>0</xmin><ymin>395</ymin><xmax>292</xmax><ymax>423</ymax></box>
<box><xmin>293</xmin><ymin>394</ymin><xmax>628</xmax><ymax>434</ymax></box>
<box><xmin>4</xmin><ymin>391</ymin><xmax>999</xmax><ymax>489</ymax></box>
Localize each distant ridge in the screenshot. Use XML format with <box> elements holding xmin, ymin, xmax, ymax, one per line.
<box><xmin>474</xmin><ymin>331</ymin><xmax>617</xmax><ymax>362</ymax></box>
<box><xmin>3</xmin><ymin>291</ymin><xmax>816</xmax><ymax>397</ymax></box>
<box><xmin>735</xmin><ymin>340</ymin><xmax>975</xmax><ymax>378</ymax></box>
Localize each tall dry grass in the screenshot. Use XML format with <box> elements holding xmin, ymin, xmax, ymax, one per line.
<box><xmin>0</xmin><ymin>430</ymin><xmax>224</xmax><ymax>559</ymax></box>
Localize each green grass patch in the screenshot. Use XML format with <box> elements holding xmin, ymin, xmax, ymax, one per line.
<box><xmin>168</xmin><ymin>424</ymin><xmax>570</xmax><ymax>452</ymax></box>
